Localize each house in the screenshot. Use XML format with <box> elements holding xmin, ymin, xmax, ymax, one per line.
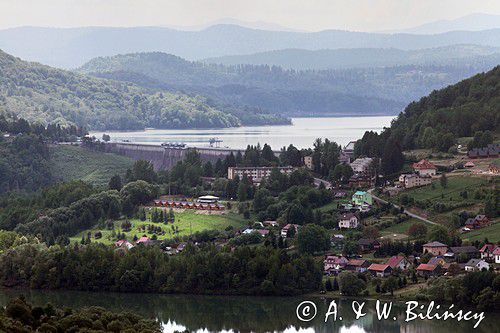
<box><xmin>464</xmin><ymin>259</ymin><xmax>490</xmax><ymax>272</ymax></box>
<box><xmin>412</xmin><ymin>159</ymin><xmax>437</xmax><ymax>176</ymax></box>
<box><xmin>331</xmin><ymin>234</ymin><xmax>345</xmax><ymax>248</ymax></box>
<box><xmin>423</xmin><ymin>241</ymin><xmax>448</xmax><ymax>256</ymax></box>
<box><xmin>281</xmin><ymin>224</ymin><xmax>300</xmax><ymax>238</ymax></box>
<box><xmin>324</xmin><ymin>255</ymin><xmax>349</xmax><ymax>275</ymax></box>
<box><xmin>468</xmin><ymin>143</ymin><xmax>500</xmax><ymax>159</ymax></box>
<box><xmin>386</xmin><ymin>256</ymin><xmax>410</xmax><ymax>270</ymax></box>
<box><xmin>346</xmin><ymin>259</ymin><xmax>370</xmax><ymax>273</ymax></box>
<box><xmin>136</xmin><ymin>236</ymin><xmax>153</xmax><ymax>246</ymax></box>
<box><xmin>348</xmin><ymin>174</ymin><xmax>374</xmax><ymax>188</ymax></box>
<box><xmin>303</xmin><ymin>155</ymin><xmax>313</xmax><ymax>170</ymax></box>
<box><xmin>115</xmin><ymin>240</ymin><xmax>134</xmax><ymax>250</ymax></box>
<box><xmin>493</xmin><ymin>247</ymin><xmax>500</xmax><ymax>264</ymax></box>
<box><xmin>263</xmin><ymin>220</ymin><xmax>279</xmax><ymax>227</ymax></box>
<box><xmin>428</xmin><ymin>256</ymin><xmax>446</xmax><ymax>266</ymax></box>
<box><xmin>339</xmin><ymin>150</ymin><xmax>351</xmax><ymax>164</ymax></box>
<box><xmin>176</xmin><ymin>242</ymin><xmax>187</xmax><ymax>253</ymax></box>
<box><xmin>489</xmin><ymin>163</ymin><xmax>500</xmax><ymax>174</ymax></box>
<box><xmin>368</xmin><ymin>264</ymin><xmax>392</xmax><ymax>277</ymax></box>
<box><xmin>358</xmin><ymin>238</ymin><xmax>380</xmax><ymax>252</ymax></box>
<box><xmin>352</xmin><ymin>191</ymin><xmax>373</xmax><ymax>206</ymax></box>
<box><xmin>343</xmin><ymin>141</ymin><xmax>356</xmax><ymax>161</ymax></box>
<box><xmin>338</xmin><ymin>212</ymin><xmax>359</xmax><ymax>229</ymax></box>
<box><xmin>464</xmin><ymin>161</ymin><xmax>475</xmax><ymax>168</ymax></box>
<box><xmin>479</xmin><ymin>244</ymin><xmax>498</xmax><ymax>260</ymax></box>
<box><xmin>417</xmin><ymin>264</ymin><xmax>441</xmax><ymax>277</ymax></box>
<box><xmin>447</xmin><ymin>246</ymin><xmax>479</xmax><ymax>260</ymax></box>
<box><xmin>464</xmin><ymin>215</ymin><xmax>490</xmax><ymax>229</ymax></box>
<box><xmin>398</xmin><ymin>173</ymin><xmax>432</xmax><ymax>188</ymax></box>
<box><xmin>256</xmin><ymin>229</ymin><xmax>270</xmax><ymax>237</ymax></box>
<box><xmin>332</xmin><ymin>189</ymin><xmax>348</xmax><ymax>198</ymax></box>
<box><xmin>197</xmin><ymin>195</ymin><xmax>219</xmax><ymax>203</ymax></box>
<box><xmin>350</xmin><ymin>157</ymin><xmax>373</xmax><ymax>174</ymax></box>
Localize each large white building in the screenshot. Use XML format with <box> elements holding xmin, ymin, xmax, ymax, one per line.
<box><xmin>227</xmin><ymin>166</ymin><xmax>295</xmax><ymax>183</ymax></box>
<box><xmin>398</xmin><ymin>173</ymin><xmax>432</xmax><ymax>188</ymax></box>
<box><xmin>350</xmin><ymin>157</ymin><xmax>373</xmax><ymax>174</ymax></box>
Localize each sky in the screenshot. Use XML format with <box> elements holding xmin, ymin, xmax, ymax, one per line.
<box><xmin>1</xmin><ymin>0</ymin><xmax>500</xmax><ymax>31</ymax></box>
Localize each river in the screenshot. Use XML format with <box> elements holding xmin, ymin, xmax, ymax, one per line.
<box><xmin>0</xmin><ymin>290</ymin><xmax>496</xmax><ymax>332</ymax></box>
<box><xmin>90</xmin><ymin>116</ymin><xmax>394</xmax><ymax>150</ymax></box>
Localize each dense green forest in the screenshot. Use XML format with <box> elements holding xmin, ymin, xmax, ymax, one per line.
<box><xmin>0</xmin><ymin>297</ymin><xmax>161</xmax><ymax>332</ymax></box>
<box><xmin>0</xmin><ymin>241</ymin><xmax>321</xmax><ymax>296</ymax></box>
<box><xmin>0</xmin><ymin>50</ymin><xmax>286</xmax><ymax>130</ymax></box>
<box><xmin>388</xmin><ymin>66</ymin><xmax>500</xmax><ymax>150</ymax></box>
<box><xmin>78</xmin><ymin>52</ymin><xmax>499</xmax><ymax>117</ymax></box>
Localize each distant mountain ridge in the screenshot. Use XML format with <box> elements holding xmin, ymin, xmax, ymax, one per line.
<box><xmin>203</xmin><ymin>45</ymin><xmax>500</xmax><ymax>70</ymax></box>
<box><xmin>388</xmin><ymin>13</ymin><xmax>500</xmax><ymax>34</ymax></box>
<box><xmin>1</xmin><ymin>25</ymin><xmax>500</xmax><ymax>68</ymax></box>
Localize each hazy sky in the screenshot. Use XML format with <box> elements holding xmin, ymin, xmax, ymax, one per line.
<box><xmin>1</xmin><ymin>0</ymin><xmax>500</xmax><ymax>31</ymax></box>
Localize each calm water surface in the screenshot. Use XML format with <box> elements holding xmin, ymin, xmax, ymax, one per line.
<box><xmin>91</xmin><ymin>116</ymin><xmax>394</xmax><ymax>150</ymax></box>
<box><xmin>0</xmin><ymin>290</ymin><xmax>496</xmax><ymax>333</ymax></box>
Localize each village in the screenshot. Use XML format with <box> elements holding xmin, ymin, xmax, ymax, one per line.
<box><xmin>74</xmin><ymin>138</ymin><xmax>498</xmax><ymax>300</ymax></box>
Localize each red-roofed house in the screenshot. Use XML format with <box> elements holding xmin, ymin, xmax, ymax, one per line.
<box><xmin>136</xmin><ymin>236</ymin><xmax>153</xmax><ymax>246</ymax></box>
<box><xmin>115</xmin><ymin>240</ymin><xmax>134</xmax><ymax>250</ymax></box>
<box><xmin>412</xmin><ymin>159</ymin><xmax>437</xmax><ymax>177</ymax></box>
<box><xmin>324</xmin><ymin>255</ymin><xmax>349</xmax><ymax>275</ymax></box>
<box><xmin>368</xmin><ymin>264</ymin><xmax>392</xmax><ymax>277</ymax></box>
<box><xmin>493</xmin><ymin>247</ymin><xmax>500</xmax><ymax>264</ymax></box>
<box><xmin>417</xmin><ymin>264</ymin><xmax>441</xmax><ymax>277</ymax></box>
<box><xmin>479</xmin><ymin>244</ymin><xmax>498</xmax><ymax>260</ymax></box>
<box><xmin>386</xmin><ymin>256</ymin><xmax>410</xmax><ymax>270</ymax></box>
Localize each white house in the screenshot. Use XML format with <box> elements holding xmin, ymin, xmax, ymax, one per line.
<box><xmin>464</xmin><ymin>259</ymin><xmax>490</xmax><ymax>272</ymax></box>
<box><xmin>338</xmin><ymin>212</ymin><xmax>359</xmax><ymax>229</ymax></box>
<box><xmin>494</xmin><ymin>247</ymin><xmax>500</xmax><ymax>264</ymax></box>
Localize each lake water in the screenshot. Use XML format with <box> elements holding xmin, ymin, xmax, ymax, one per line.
<box><xmin>0</xmin><ymin>290</ymin><xmax>496</xmax><ymax>333</ymax></box>
<box><xmin>91</xmin><ymin>116</ymin><xmax>394</xmax><ymax>150</ymax></box>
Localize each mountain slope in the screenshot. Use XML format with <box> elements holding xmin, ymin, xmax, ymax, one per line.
<box><xmin>388</xmin><ymin>66</ymin><xmax>500</xmax><ymax>149</ymax></box>
<box><xmin>78</xmin><ymin>52</ymin><xmax>406</xmax><ymax>116</ymax></box>
<box><xmin>0</xmin><ymin>49</ymin><xmax>273</xmax><ymax>130</ymax></box>
<box><xmin>78</xmin><ymin>51</ymin><xmax>499</xmax><ymax>116</ymax></box>
<box><xmin>1</xmin><ymin>25</ymin><xmax>500</xmax><ymax>68</ymax></box>
<box><xmin>203</xmin><ymin>45</ymin><xmax>500</xmax><ymax>70</ymax></box>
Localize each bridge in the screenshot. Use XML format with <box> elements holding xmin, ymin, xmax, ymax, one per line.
<box><xmin>104</xmin><ymin>142</ymin><xmax>280</xmax><ymax>170</ymax></box>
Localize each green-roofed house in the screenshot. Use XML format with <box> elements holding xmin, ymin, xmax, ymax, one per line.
<box><xmin>352</xmin><ymin>191</ymin><xmax>373</xmax><ymax>206</ymax></box>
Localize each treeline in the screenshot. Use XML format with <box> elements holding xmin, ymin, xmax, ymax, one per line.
<box><xmin>0</xmin><ymin>297</ymin><xmax>161</xmax><ymax>332</ymax></box>
<box><xmin>10</xmin><ymin>181</ymin><xmax>158</xmax><ymax>242</ymax></box>
<box><xmin>0</xmin><ymin>243</ymin><xmax>322</xmax><ymax>296</ymax></box>
<box><xmin>422</xmin><ymin>271</ymin><xmax>500</xmax><ymax>311</ymax></box>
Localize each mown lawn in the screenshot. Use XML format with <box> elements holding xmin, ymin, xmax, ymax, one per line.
<box><xmin>381</xmin><ymin>218</ymin><xmax>427</xmax><ymax>234</ymax></box>
<box><xmin>49</xmin><ymin>145</ymin><xmax>134</xmax><ymax>188</ymax></box>
<box><xmin>70</xmin><ymin>209</ymin><xmax>248</xmax><ymax>244</ymax></box>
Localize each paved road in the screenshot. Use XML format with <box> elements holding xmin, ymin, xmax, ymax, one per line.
<box><xmin>368</xmin><ymin>188</ymin><xmax>437</xmax><ymax>225</ymax></box>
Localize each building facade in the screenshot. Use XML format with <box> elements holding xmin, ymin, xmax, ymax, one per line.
<box><xmin>227</xmin><ymin>166</ymin><xmax>294</xmax><ymax>183</ymax></box>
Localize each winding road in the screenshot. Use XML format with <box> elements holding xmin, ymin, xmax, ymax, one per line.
<box><xmin>368</xmin><ymin>188</ymin><xmax>437</xmax><ymax>225</ymax></box>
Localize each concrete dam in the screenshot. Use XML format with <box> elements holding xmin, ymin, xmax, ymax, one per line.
<box><xmin>104</xmin><ymin>142</ymin><xmax>265</xmax><ymax>170</ymax></box>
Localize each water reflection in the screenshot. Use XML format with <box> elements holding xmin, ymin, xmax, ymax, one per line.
<box><xmin>0</xmin><ymin>290</ymin><xmax>495</xmax><ymax>333</ymax></box>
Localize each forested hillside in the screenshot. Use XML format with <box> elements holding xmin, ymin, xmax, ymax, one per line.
<box><xmin>79</xmin><ymin>52</ymin><xmax>497</xmax><ymax>117</ymax></box>
<box><xmin>0</xmin><ymin>50</ymin><xmax>286</xmax><ymax>130</ymax></box>
<box><xmin>388</xmin><ymin>66</ymin><xmax>500</xmax><ymax>150</ymax></box>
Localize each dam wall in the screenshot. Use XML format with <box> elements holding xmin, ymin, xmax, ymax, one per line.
<box><xmin>104</xmin><ymin>143</ymin><xmax>248</xmax><ymax>170</ymax></box>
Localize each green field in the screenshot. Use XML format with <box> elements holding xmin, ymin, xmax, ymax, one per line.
<box><xmin>70</xmin><ymin>209</ymin><xmax>248</xmax><ymax>244</ymax></box>
<box><xmin>381</xmin><ymin>218</ymin><xmax>428</xmax><ymax>235</ymax></box>
<box><xmin>399</xmin><ymin>176</ymin><xmax>487</xmax><ymax>202</ymax></box>
<box><xmin>461</xmin><ymin>222</ymin><xmax>500</xmax><ymax>243</ymax></box>
<box><xmin>49</xmin><ymin>145</ymin><xmax>134</xmax><ymax>187</ymax></box>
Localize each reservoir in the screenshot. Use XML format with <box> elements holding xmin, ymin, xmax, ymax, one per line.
<box><xmin>91</xmin><ymin>116</ymin><xmax>394</xmax><ymax>150</ymax></box>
